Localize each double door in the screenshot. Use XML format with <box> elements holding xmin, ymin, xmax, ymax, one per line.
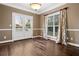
<box><xmin>12</xmin><ymin>12</ymin><xmax>33</xmax><ymax>40</ymax></box>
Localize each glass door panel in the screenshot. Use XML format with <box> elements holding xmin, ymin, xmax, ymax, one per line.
<box><xmin>55</xmin><ymin>27</ymin><xmax>58</xmax><ymax>36</ymax></box>
<box><xmin>23</xmin><ymin>16</ymin><xmax>33</xmax><ymax>38</ymax></box>
<box><xmin>15</xmin><ymin>15</ymin><xmax>23</xmax><ymax>31</ymax></box>
<box><xmin>47</xmin><ymin>16</ymin><xmax>53</xmax><ymax>36</ymax></box>
<box><xmin>45</xmin><ymin>12</ymin><xmax>60</xmax><ymax>40</ymax></box>
<box><xmin>54</xmin><ymin>14</ymin><xmax>60</xmax><ymax>36</ymax></box>
<box><xmin>24</xmin><ymin>19</ymin><xmax>31</xmax><ymax>31</ymax></box>
<box><xmin>54</xmin><ymin>15</ymin><xmax>59</xmax><ymax>25</ymax></box>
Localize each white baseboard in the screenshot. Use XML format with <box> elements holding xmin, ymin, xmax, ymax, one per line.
<box><xmin>33</xmin><ymin>35</ymin><xmax>42</xmax><ymax>38</ymax></box>
<box><xmin>0</xmin><ymin>40</ymin><xmax>13</xmax><ymax>44</ymax></box>
<box><xmin>42</xmin><ymin>36</ymin><xmax>56</xmax><ymax>41</ymax></box>
<box><xmin>68</xmin><ymin>42</ymin><xmax>79</xmax><ymax>47</ymax></box>
<box><xmin>0</xmin><ymin>36</ymin><xmax>43</xmax><ymax>44</ymax></box>
<box><xmin>56</xmin><ymin>41</ymin><xmax>60</xmax><ymax>43</ymax></box>
<box><xmin>13</xmin><ymin>35</ymin><xmax>42</xmax><ymax>40</ymax></box>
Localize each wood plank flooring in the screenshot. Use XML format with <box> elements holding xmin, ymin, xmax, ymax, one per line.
<box><xmin>0</xmin><ymin>37</ymin><xmax>79</xmax><ymax>56</ymax></box>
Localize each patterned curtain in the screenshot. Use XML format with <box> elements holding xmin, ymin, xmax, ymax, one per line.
<box><xmin>56</xmin><ymin>8</ymin><xmax>68</xmax><ymax>45</ymax></box>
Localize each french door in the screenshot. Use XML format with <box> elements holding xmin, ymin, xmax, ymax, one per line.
<box><xmin>12</xmin><ymin>12</ymin><xmax>33</xmax><ymax>40</ymax></box>
<box><xmin>44</xmin><ymin>12</ymin><xmax>60</xmax><ymax>41</ymax></box>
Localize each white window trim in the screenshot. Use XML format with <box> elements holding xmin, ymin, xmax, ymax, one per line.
<box><xmin>43</xmin><ymin>12</ymin><xmax>60</xmax><ymax>41</ymax></box>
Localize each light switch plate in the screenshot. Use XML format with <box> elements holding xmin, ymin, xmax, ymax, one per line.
<box><xmin>4</xmin><ymin>36</ymin><xmax>7</xmax><ymax>39</ymax></box>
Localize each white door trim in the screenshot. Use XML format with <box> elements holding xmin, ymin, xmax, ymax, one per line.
<box><xmin>12</xmin><ymin>12</ymin><xmax>33</xmax><ymax>40</ymax></box>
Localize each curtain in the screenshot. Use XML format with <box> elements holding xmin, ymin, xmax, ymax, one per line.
<box><xmin>56</xmin><ymin>8</ymin><xmax>68</xmax><ymax>45</ymax></box>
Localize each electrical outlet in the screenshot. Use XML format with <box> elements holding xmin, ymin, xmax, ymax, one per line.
<box><xmin>4</xmin><ymin>36</ymin><xmax>7</xmax><ymax>39</ymax></box>
<box><xmin>9</xmin><ymin>24</ymin><xmax>12</xmax><ymax>27</ymax></box>
<box><xmin>71</xmin><ymin>37</ymin><xmax>73</xmax><ymax>40</ymax></box>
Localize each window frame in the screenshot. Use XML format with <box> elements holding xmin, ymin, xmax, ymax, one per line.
<box><xmin>45</xmin><ymin>12</ymin><xmax>60</xmax><ymax>39</ymax></box>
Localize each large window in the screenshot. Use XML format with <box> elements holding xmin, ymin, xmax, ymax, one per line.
<box><xmin>46</xmin><ymin>12</ymin><xmax>60</xmax><ymax>39</ymax></box>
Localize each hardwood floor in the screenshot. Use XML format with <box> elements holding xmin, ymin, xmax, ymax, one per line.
<box><xmin>0</xmin><ymin>37</ymin><xmax>79</xmax><ymax>56</ymax></box>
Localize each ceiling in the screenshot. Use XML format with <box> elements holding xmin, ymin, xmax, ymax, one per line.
<box><xmin>1</xmin><ymin>3</ymin><xmax>65</xmax><ymax>14</ymax></box>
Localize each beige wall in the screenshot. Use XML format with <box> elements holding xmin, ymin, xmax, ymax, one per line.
<box><xmin>0</xmin><ymin>4</ymin><xmax>41</xmax><ymax>38</ymax></box>
<box><xmin>40</xmin><ymin>3</ymin><xmax>79</xmax><ymax>44</ymax></box>
<box><xmin>0</xmin><ymin>3</ymin><xmax>79</xmax><ymax>44</ymax></box>
<box><xmin>33</xmin><ymin>15</ymin><xmax>41</xmax><ymax>36</ymax></box>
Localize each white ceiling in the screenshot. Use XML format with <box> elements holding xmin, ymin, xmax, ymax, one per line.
<box><xmin>1</xmin><ymin>3</ymin><xmax>65</xmax><ymax>14</ymax></box>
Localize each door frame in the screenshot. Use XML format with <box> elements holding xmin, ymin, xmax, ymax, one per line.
<box><xmin>12</xmin><ymin>12</ymin><xmax>33</xmax><ymax>40</ymax></box>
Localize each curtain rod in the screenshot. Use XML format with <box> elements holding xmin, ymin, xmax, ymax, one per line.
<box><xmin>44</xmin><ymin>7</ymin><xmax>68</xmax><ymax>16</ymax></box>
<box><xmin>60</xmin><ymin>7</ymin><xmax>68</xmax><ymax>10</ymax></box>
<box><xmin>44</xmin><ymin>10</ymin><xmax>59</xmax><ymax>16</ymax></box>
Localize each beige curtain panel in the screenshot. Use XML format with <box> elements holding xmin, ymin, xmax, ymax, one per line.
<box><xmin>56</xmin><ymin>8</ymin><xmax>68</xmax><ymax>45</ymax></box>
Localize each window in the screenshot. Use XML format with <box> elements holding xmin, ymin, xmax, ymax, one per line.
<box><xmin>46</xmin><ymin>12</ymin><xmax>60</xmax><ymax>39</ymax></box>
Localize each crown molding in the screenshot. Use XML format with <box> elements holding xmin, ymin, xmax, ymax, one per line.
<box><xmin>1</xmin><ymin>3</ymin><xmax>39</xmax><ymax>14</ymax></box>
<box><xmin>38</xmin><ymin>3</ymin><xmax>66</xmax><ymax>14</ymax></box>
<box><xmin>1</xmin><ymin>3</ymin><xmax>66</xmax><ymax>15</ymax></box>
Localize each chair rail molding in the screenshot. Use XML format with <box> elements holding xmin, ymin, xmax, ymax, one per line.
<box><xmin>0</xmin><ymin>29</ymin><xmax>12</xmax><ymax>31</ymax></box>
<box><xmin>67</xmin><ymin>29</ymin><xmax>79</xmax><ymax>31</ymax></box>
